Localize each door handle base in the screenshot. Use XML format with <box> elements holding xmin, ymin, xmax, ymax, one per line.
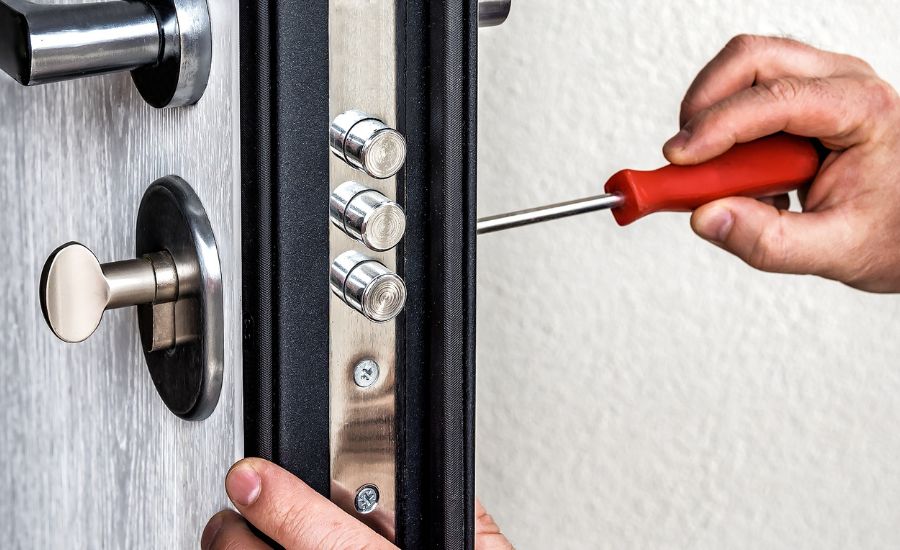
<box><xmin>136</xmin><ymin>176</ymin><xmax>224</xmax><ymax>421</ymax></box>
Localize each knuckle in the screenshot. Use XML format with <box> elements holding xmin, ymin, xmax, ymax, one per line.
<box><xmin>724</xmin><ymin>34</ymin><xmax>797</xmax><ymax>56</ymax></box>
<box><xmin>680</xmin><ymin>88</ymin><xmax>719</xmax><ymax>126</ymax></box>
<box><xmin>863</xmin><ymin>77</ymin><xmax>899</xmax><ymax>114</ymax></box>
<box><xmin>683</xmin><ymin>102</ymin><xmax>721</xmax><ymax>132</ymax></box>
<box><xmin>724</xmin><ymin>33</ymin><xmax>761</xmax><ymax>54</ymax></box>
<box><xmin>802</xmin><ymin>77</ymin><xmax>839</xmax><ymax>105</ymax></box>
<box><xmin>756</xmin><ymin>77</ymin><xmax>803</xmax><ymax>103</ymax></box>
<box><xmin>840</xmin><ymin>53</ymin><xmax>876</xmax><ymax>74</ymax></box>
<box><xmin>679</xmin><ymin>96</ymin><xmax>697</xmax><ymax>116</ymax></box>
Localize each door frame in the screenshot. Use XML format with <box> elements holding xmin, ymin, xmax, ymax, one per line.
<box><xmin>239</xmin><ymin>1</ymin><xmax>478</xmax><ymax>547</ymax></box>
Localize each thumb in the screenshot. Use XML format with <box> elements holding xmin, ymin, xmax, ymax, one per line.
<box><xmin>224</xmin><ymin>458</ymin><xmax>396</xmax><ymax>549</ymax></box>
<box><xmin>691</xmin><ymin>197</ymin><xmax>844</xmax><ymax>276</ymax></box>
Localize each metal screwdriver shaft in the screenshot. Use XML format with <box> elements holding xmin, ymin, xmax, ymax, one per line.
<box><xmin>477</xmin><ymin>193</ymin><xmax>625</xmax><ymax>234</ymax></box>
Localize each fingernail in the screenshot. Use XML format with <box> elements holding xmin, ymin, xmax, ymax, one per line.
<box><xmin>200</xmin><ymin>513</ymin><xmax>225</xmax><ymax>550</ymax></box>
<box><xmin>226</xmin><ymin>461</ymin><xmax>261</xmax><ymax>507</ymax></box>
<box><xmin>664</xmin><ymin>128</ymin><xmax>692</xmax><ymax>151</ymax></box>
<box><xmin>694</xmin><ymin>206</ymin><xmax>734</xmax><ymax>243</ymax></box>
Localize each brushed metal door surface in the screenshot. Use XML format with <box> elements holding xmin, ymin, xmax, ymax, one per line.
<box><xmin>0</xmin><ymin>1</ymin><xmax>242</xmax><ymax>548</ymax></box>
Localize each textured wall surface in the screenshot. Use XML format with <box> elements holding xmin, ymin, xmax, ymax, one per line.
<box><xmin>0</xmin><ymin>1</ymin><xmax>241</xmax><ymax>548</ymax></box>
<box><xmin>476</xmin><ymin>2</ymin><xmax>900</xmax><ymax>549</ymax></box>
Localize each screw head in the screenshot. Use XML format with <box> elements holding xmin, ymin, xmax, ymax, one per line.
<box><xmin>354</xmin><ymin>485</ymin><xmax>379</xmax><ymax>514</ymax></box>
<box><xmin>353</xmin><ymin>359</ymin><xmax>380</xmax><ymax>388</ymax></box>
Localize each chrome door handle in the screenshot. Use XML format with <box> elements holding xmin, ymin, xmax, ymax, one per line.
<box><xmin>479</xmin><ymin>0</ymin><xmax>511</xmax><ymax>27</ymax></box>
<box><xmin>0</xmin><ymin>0</ymin><xmax>211</xmax><ymax>108</ymax></box>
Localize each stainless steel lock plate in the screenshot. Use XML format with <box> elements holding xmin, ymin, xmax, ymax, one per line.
<box><xmin>135</xmin><ymin>176</ymin><xmax>223</xmax><ymax>420</ymax></box>
<box><xmin>329</xmin><ymin>0</ymin><xmax>402</xmax><ymax>540</ymax></box>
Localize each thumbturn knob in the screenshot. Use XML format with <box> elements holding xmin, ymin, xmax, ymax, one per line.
<box><xmin>38</xmin><ymin>176</ymin><xmax>225</xmax><ymax>422</ymax></box>
<box><xmin>40</xmin><ymin>242</ymin><xmax>183</xmax><ymax>347</ymax></box>
<box><xmin>330</xmin><ymin>110</ymin><xmax>407</xmax><ymax>179</ymax></box>
<box><xmin>330</xmin><ymin>181</ymin><xmax>406</xmax><ymax>251</ymax></box>
<box><xmin>330</xmin><ymin>251</ymin><xmax>407</xmax><ymax>322</ymax></box>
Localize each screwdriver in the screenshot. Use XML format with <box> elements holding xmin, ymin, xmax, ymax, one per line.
<box><xmin>477</xmin><ymin>133</ymin><xmax>821</xmax><ymax>234</ymax></box>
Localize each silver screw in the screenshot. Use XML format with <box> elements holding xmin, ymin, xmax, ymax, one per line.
<box><xmin>353</xmin><ymin>359</ymin><xmax>380</xmax><ymax>388</ymax></box>
<box><xmin>354</xmin><ymin>485</ymin><xmax>379</xmax><ymax>514</ymax></box>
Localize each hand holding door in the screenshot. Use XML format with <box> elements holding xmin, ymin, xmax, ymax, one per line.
<box><xmin>200</xmin><ymin>458</ymin><xmax>515</xmax><ymax>550</ymax></box>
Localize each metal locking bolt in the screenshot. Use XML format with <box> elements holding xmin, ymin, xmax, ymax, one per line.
<box><xmin>330</xmin><ymin>251</ymin><xmax>407</xmax><ymax>323</ymax></box>
<box><xmin>330</xmin><ymin>110</ymin><xmax>407</xmax><ymax>179</ymax></box>
<box><xmin>330</xmin><ymin>181</ymin><xmax>406</xmax><ymax>251</ymax></box>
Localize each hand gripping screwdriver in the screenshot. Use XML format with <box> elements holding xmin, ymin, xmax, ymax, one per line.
<box><xmin>476</xmin><ymin>133</ymin><xmax>822</xmax><ymax>234</ymax></box>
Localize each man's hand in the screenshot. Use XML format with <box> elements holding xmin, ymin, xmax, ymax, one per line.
<box><xmin>664</xmin><ymin>34</ymin><xmax>900</xmax><ymax>292</ymax></box>
<box><xmin>201</xmin><ymin>458</ymin><xmax>514</xmax><ymax>549</ymax></box>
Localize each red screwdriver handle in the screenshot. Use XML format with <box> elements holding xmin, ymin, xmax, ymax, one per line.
<box><xmin>604</xmin><ymin>133</ymin><xmax>822</xmax><ymax>226</ymax></box>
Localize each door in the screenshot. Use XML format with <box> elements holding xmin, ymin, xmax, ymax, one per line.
<box><xmin>0</xmin><ymin>1</ymin><xmax>241</xmax><ymax>548</ymax></box>
<box><xmin>2</xmin><ymin>0</ymin><xmax>479</xmax><ymax>547</ymax></box>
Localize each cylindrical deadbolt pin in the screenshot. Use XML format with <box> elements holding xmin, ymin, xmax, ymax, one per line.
<box><xmin>330</xmin><ymin>181</ymin><xmax>406</xmax><ymax>251</ymax></box>
<box><xmin>330</xmin><ymin>110</ymin><xmax>407</xmax><ymax>179</ymax></box>
<box><xmin>330</xmin><ymin>251</ymin><xmax>407</xmax><ymax>323</ymax></box>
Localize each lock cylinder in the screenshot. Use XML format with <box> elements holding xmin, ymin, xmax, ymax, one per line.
<box><xmin>37</xmin><ymin>176</ymin><xmax>224</xmax><ymax>421</ymax></box>
<box><xmin>330</xmin><ymin>251</ymin><xmax>406</xmax><ymax>322</ymax></box>
<box><xmin>330</xmin><ymin>181</ymin><xmax>406</xmax><ymax>251</ymax></box>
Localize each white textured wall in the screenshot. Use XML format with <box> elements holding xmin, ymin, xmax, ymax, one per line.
<box><xmin>476</xmin><ymin>2</ymin><xmax>900</xmax><ymax>549</ymax></box>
